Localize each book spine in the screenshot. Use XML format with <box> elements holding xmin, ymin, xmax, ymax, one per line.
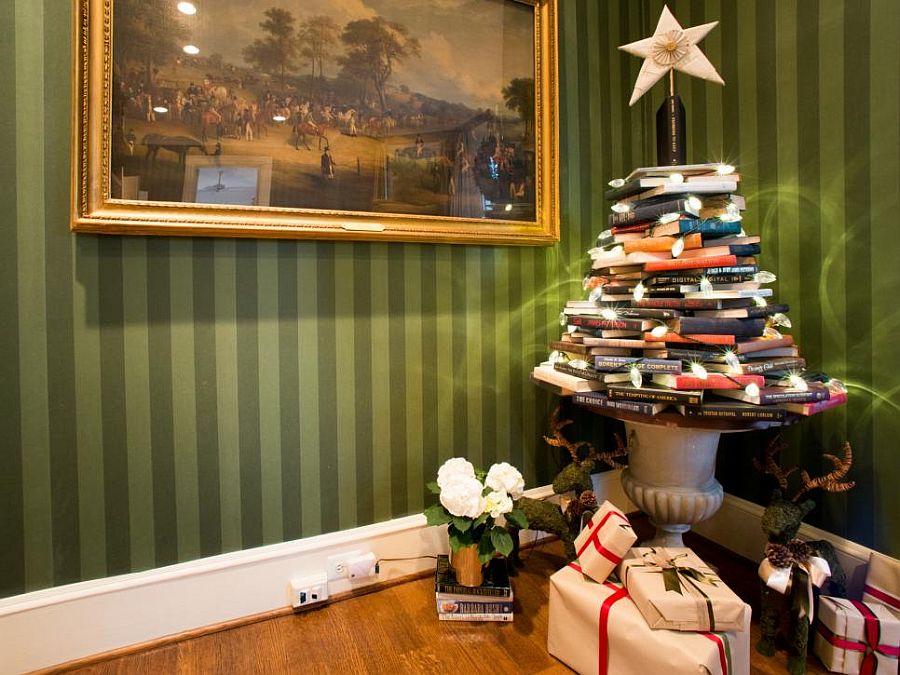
<box><xmin>643</xmin><ymin>255</ymin><xmax>738</xmax><ymax>272</ymax></box>
<box><xmin>658</xmin><ymin>374</ymin><xmax>764</xmax><ymax>389</ymax></box>
<box><xmin>614</xmin><ymin>307</ymin><xmax>683</xmax><ymax>319</ymax></box>
<box><xmin>607</xmin><ymin>386</ymin><xmax>702</xmax><ymax>406</ymax></box>
<box><xmin>634</xmin><ymin>298</ymin><xmax>725</xmax><ymax>310</ymax></box>
<box><xmin>644</xmin><ymin>332</ymin><xmax>737</xmax><ymax>345</ymax></box>
<box><xmin>673</xmin><ymin>317</ymin><xmax>766</xmax><ymax>336</ymax></box>
<box><xmin>662</xmin><ymin>348</ymin><xmax>746</xmax><ymax>362</ymax></box>
<box><xmin>732</xmin><ymin>336</ymin><xmax>794</xmax><ymax>353</ymax></box>
<box><xmin>611</xmin><ymin>222</ymin><xmax>653</xmax><ymax>234</ymax></box>
<box><xmin>682</xmin><ymin>405</ymin><xmax>787</xmax><ymax>421</ymax></box>
<box><xmin>703</xmin><ymin>265</ymin><xmax>760</xmax><ymax>275</ymax></box>
<box><xmin>624</xmin><ymin>233</ymin><xmax>702</xmax><ymax>253</ymax></box>
<box><xmin>593</xmin><ymin>357</ymin><xmax>682</xmax><ymax>374</ymax></box>
<box><xmin>553</xmin><ymin>363</ymin><xmax>603</xmax><ymax>381</ymax></box>
<box><xmin>434</xmin><ymin>582</ymin><xmax>512</xmax><ymax>598</ymax></box>
<box><xmin>756</xmin><ymin>389</ymin><xmax>830</xmax><ymax>404</ymax></box>
<box><xmin>572</xmin><ymin>392</ymin><xmax>662</xmax><ymax>416</ymax></box>
<box><xmin>608</xmin><ymin>198</ymin><xmax>695</xmax><ymax>226</ymax></box>
<box><xmin>548</xmin><ymin>340</ymin><xmax>591</xmax><ymax>355</ymax></box>
<box><xmin>437</xmin><ymin>612</ymin><xmax>514</xmax><ymax>622</ymax></box>
<box><xmin>648</xmin><ymin>273</ymin><xmax>751</xmax><ymax>285</ymax></box>
<box><xmin>436</xmin><ymin>598</ymin><xmax>515</xmax><ymax>614</ymax></box>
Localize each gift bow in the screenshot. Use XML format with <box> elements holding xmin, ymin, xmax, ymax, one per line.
<box><xmin>758</xmin><ymin>554</ymin><xmax>831</xmax><ymax>622</ymax></box>
<box><xmin>815</xmin><ymin>599</ymin><xmax>900</xmax><ymax>675</ymax></box>
<box><xmin>639</xmin><ymin>549</ymin><xmax>720</xmax><ymax>595</ymax></box>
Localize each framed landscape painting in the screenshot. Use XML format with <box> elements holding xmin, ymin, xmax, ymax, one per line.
<box><xmin>72</xmin><ymin>0</ymin><xmax>559</xmax><ymax>244</ymax></box>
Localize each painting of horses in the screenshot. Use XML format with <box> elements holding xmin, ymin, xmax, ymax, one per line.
<box><xmin>109</xmin><ymin>0</ymin><xmax>542</xmax><ymax>224</ymax></box>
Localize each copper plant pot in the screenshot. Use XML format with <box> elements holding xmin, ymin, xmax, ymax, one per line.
<box><xmin>451</xmin><ymin>543</ymin><xmax>484</xmax><ymax>587</ymax></box>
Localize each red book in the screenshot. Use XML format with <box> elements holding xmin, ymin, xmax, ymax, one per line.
<box><xmin>651</xmin><ymin>373</ymin><xmax>765</xmax><ymax>390</ymax></box>
<box><xmin>784</xmin><ymin>391</ymin><xmax>848</xmax><ymax>416</ymax></box>
<box><xmin>611</xmin><ymin>222</ymin><xmax>653</xmax><ymax>234</ymax></box>
<box><xmin>643</xmin><ymin>332</ymin><xmax>736</xmax><ymax>345</ymax></box>
<box><xmin>643</xmin><ymin>255</ymin><xmax>738</xmax><ymax>272</ymax></box>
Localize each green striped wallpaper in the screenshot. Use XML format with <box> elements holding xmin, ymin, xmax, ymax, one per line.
<box><xmin>1</xmin><ymin>0</ymin><xmax>898</xmax><ymax>599</ymax></box>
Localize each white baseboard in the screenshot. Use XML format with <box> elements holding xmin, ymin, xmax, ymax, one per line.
<box><xmin>693</xmin><ymin>494</ymin><xmax>875</xmax><ymax>597</ymax></box>
<box><xmin>0</xmin><ymin>476</ymin><xmax>628</xmax><ymax>673</ymax></box>
<box><xmin>2</xmin><ymin>473</ymin><xmax>871</xmax><ymax>674</ymax></box>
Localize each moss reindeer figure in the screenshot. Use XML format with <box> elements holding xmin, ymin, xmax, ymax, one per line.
<box><xmin>754</xmin><ymin>436</ymin><xmax>855</xmax><ymax>675</ymax></box>
<box><xmin>510</xmin><ymin>407</ymin><xmax>628</xmax><ymax>564</ymax></box>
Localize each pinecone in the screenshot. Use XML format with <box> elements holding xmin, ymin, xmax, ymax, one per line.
<box><xmin>565</xmin><ymin>497</ymin><xmax>584</xmax><ymax>521</ymax></box>
<box><xmin>765</xmin><ymin>542</ymin><xmax>794</xmax><ymax>569</ymax></box>
<box><xmin>579</xmin><ymin>490</ymin><xmax>598</xmax><ymax>510</ymax></box>
<box><xmin>787</xmin><ymin>538</ymin><xmax>813</xmax><ymax>564</ymax></box>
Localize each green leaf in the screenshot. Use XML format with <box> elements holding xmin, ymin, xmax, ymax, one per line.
<box><xmin>450</xmin><ymin>526</ymin><xmax>476</xmax><ymax>551</ymax></box>
<box><xmin>424</xmin><ymin>503</ymin><xmax>451</xmax><ymax>527</ymax></box>
<box><xmin>473</xmin><ymin>513</ymin><xmax>489</xmax><ymax>528</ymax></box>
<box><xmin>478</xmin><ymin>533</ymin><xmax>495</xmax><ymax>563</ymax></box>
<box><xmin>426</xmin><ymin>481</ymin><xmax>441</xmax><ymax>495</ymax></box>
<box><xmin>452</xmin><ymin>516</ymin><xmax>472</xmax><ymax>532</ymax></box>
<box><xmin>505</xmin><ymin>508</ymin><xmax>529</xmax><ymax>530</ymax></box>
<box><xmin>491</xmin><ymin>526</ymin><xmax>514</xmax><ymax>557</ymax></box>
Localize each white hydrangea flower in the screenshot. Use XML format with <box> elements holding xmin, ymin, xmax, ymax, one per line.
<box><xmin>436</xmin><ymin>457</ymin><xmax>476</xmax><ymax>489</ymax></box>
<box><xmin>485</xmin><ymin>462</ymin><xmax>525</xmax><ymax>499</ymax></box>
<box><xmin>439</xmin><ymin>474</ymin><xmax>485</xmax><ymax>519</ymax></box>
<box><xmin>483</xmin><ymin>490</ymin><xmax>513</xmax><ymax>519</ymax></box>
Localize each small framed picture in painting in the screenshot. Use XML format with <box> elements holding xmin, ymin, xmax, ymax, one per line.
<box><xmin>182</xmin><ymin>156</ymin><xmax>273</xmax><ymax>207</ymax></box>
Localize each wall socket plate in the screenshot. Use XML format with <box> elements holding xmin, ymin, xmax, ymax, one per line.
<box><xmin>289</xmin><ymin>572</ymin><xmax>329</xmax><ymax>610</ymax></box>
<box><xmin>326</xmin><ymin>550</ymin><xmax>361</xmax><ymax>581</ymax></box>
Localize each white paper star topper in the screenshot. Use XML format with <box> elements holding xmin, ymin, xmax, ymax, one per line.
<box><xmin>619</xmin><ymin>5</ymin><xmax>724</xmax><ymax>106</ymax></box>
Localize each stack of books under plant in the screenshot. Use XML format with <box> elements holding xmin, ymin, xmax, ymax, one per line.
<box><xmin>424</xmin><ymin>458</ymin><xmax>528</xmax><ymax>622</ymax></box>
<box><xmin>533</xmin><ymin>162</ymin><xmax>847</xmax><ymax>422</ymax></box>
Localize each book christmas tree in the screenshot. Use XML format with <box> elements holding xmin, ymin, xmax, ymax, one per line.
<box><xmin>533</xmin><ymin>163</ymin><xmax>848</xmax><ymax>422</ymax></box>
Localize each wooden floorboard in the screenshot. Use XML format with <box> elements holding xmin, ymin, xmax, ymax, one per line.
<box><xmin>57</xmin><ymin>521</ymin><xmax>831</xmax><ymax>674</ymax></box>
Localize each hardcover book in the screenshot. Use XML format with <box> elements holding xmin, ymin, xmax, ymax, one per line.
<box><xmin>678</xmin><ymin>401</ymin><xmax>788</xmax><ymax>421</ymax></box>
<box><xmin>651</xmin><ymin>373</ymin><xmax>765</xmax><ymax>390</ymax></box>
<box><xmin>572</xmin><ymin>391</ymin><xmax>669</xmax><ymax>416</ymax></box>
<box><xmin>593</xmin><ymin>356</ymin><xmax>682</xmax><ymax>375</ymax></box>
<box><xmin>666</xmin><ymin>317</ymin><xmax>766</xmax><ymax>337</ymax></box>
<box><xmin>650</xmin><ymin>218</ymin><xmax>743</xmax><ymax>238</ymax></box>
<box><xmin>643</xmin><ymin>254</ymin><xmax>738</xmax><ymax>272</ymax></box>
<box><xmin>435</xmin><ymin>555</ymin><xmax>511</xmax><ymax>598</ymax></box>
<box><xmin>608</xmin><ymin>197</ymin><xmax>701</xmax><ymax>227</ymax></box>
<box><xmin>607</xmin><ymin>384</ymin><xmax>703</xmax><ymax>406</ymax></box>
<box><xmin>713</xmin><ymin>384</ymin><xmax>830</xmax><ymax>405</ymax></box>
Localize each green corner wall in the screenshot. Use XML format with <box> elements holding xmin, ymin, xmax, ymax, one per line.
<box><xmin>1</xmin><ymin>0</ymin><xmax>897</xmax><ymax>599</ymax></box>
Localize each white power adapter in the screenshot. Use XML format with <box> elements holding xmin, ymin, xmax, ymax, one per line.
<box><xmin>345</xmin><ymin>552</ymin><xmax>377</xmax><ymax>580</ymax></box>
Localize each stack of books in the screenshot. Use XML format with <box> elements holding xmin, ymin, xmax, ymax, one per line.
<box><xmin>434</xmin><ymin>554</ymin><xmax>514</xmax><ymax>622</ymax></box>
<box><xmin>532</xmin><ymin>163</ymin><xmax>847</xmax><ymax>422</ymax></box>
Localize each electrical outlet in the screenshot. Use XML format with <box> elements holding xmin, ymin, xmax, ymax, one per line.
<box><xmin>326</xmin><ymin>550</ymin><xmax>361</xmax><ymax>581</ymax></box>
<box><xmin>290</xmin><ymin>572</ymin><xmax>329</xmax><ymax>610</ymax></box>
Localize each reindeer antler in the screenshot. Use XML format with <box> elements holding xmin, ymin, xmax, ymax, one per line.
<box><xmin>752</xmin><ymin>435</ymin><xmax>797</xmax><ymax>489</ymax></box>
<box><xmin>542</xmin><ymin>406</ymin><xmax>629</xmax><ymax>469</ymax></box>
<box><xmin>792</xmin><ymin>441</ymin><xmax>855</xmax><ymax>502</ymax></box>
<box><xmin>543</xmin><ymin>406</ymin><xmax>595</xmax><ymax>466</ymax></box>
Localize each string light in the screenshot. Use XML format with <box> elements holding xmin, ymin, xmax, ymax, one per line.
<box><xmin>177</xmin><ymin>2</ymin><xmax>197</xmax><ymax>14</ymax></box>
<box><xmin>569</xmin><ymin>359</ymin><xmax>591</xmax><ymax>370</ymax></box>
<box><xmin>787</xmin><ymin>373</ymin><xmax>809</xmax><ymax>391</ymax></box>
<box><xmin>669</xmin><ymin>173</ymin><xmax>685</xmax><ymax>184</ymax></box>
<box><xmin>745</xmin><ymin>382</ymin><xmax>760</xmax><ymax>398</ymax></box>
<box><xmin>548</xmin><ymin>351</ymin><xmax>568</xmax><ymax>365</ymax></box>
<box><xmin>582</xmin><ymin>276</ymin><xmax>592</xmax><ymax>291</ymax></box>
<box><xmin>754</xmin><ymin>271</ymin><xmax>777</xmax><ymax>283</ymax></box>
<box><xmin>649</xmin><ymin>324</ymin><xmax>668</xmax><ymax>338</ymax></box>
<box><xmin>600</xmin><ymin>308</ymin><xmax>619</xmax><ymax>321</ymax></box>
<box><xmin>754</xmin><ymin>296</ymin><xmax>769</xmax><ymax>308</ymax></box>
<box><xmin>183</xmin><ymin>45</ymin><xmax>200</xmax><ymax>55</ymax></box>
<box><xmin>558</xmin><ymin>312</ymin><xmax>568</xmax><ymax>326</ymax></box>
<box><xmin>716</xmin><ymin>164</ymin><xmax>736</xmax><ymax>176</ymax></box>
<box><xmin>588</xmin><ymin>286</ymin><xmax>604</xmax><ymax>303</ymax></box>
<box><xmin>690</xmin><ymin>362</ymin><xmax>709</xmax><ymax>380</ymax></box>
<box><xmin>827</xmin><ymin>378</ymin><xmax>847</xmax><ymax>394</ymax></box>
<box><xmin>723</xmin><ymin>350</ymin><xmax>742</xmax><ymax>373</ymax></box>
<box><xmin>687</xmin><ymin>196</ymin><xmax>703</xmax><ymax>212</ymax></box>
<box><xmin>608</xmin><ymin>178</ymin><xmax>625</xmax><ymax>188</ymax></box>
<box><xmin>671</xmin><ymin>236</ymin><xmax>685</xmax><ymax>257</ymax></box>
<box><xmin>658</xmin><ymin>212</ymin><xmax>681</xmax><ymax>224</ymax></box>
<box><xmin>566</xmin><ymin>325</ymin><xmax>578</xmax><ymax>334</ymax></box>
<box><xmin>611</xmin><ymin>202</ymin><xmax>632</xmax><ymax>214</ymax></box>
<box><xmin>630</xmin><ymin>365</ymin><xmax>643</xmax><ymax>389</ymax></box>
<box><xmin>770</xmin><ymin>313</ymin><xmax>792</xmax><ymax>328</ymax></box>
<box><xmin>633</xmin><ymin>282</ymin><xmax>646</xmax><ymax>302</ymax></box>
<box><xmin>699</xmin><ymin>276</ymin><xmax>714</xmax><ymax>295</ymax></box>
<box><xmin>763</xmin><ymin>327</ymin><xmax>783</xmax><ymax>339</ymax></box>
<box><xmin>720</xmin><ymin>202</ymin><xmax>742</xmax><ymax>222</ymax></box>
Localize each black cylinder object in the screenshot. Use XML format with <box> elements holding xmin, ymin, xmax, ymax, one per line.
<box><xmin>656</xmin><ymin>95</ymin><xmax>686</xmax><ymax>166</ymax></box>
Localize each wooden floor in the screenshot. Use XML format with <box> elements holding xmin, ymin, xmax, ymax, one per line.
<box><xmin>57</xmin><ymin>522</ymin><xmax>830</xmax><ymax>675</ymax></box>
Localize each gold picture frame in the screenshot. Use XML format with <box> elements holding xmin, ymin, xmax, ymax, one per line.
<box><xmin>71</xmin><ymin>0</ymin><xmax>559</xmax><ymax>245</ymax></box>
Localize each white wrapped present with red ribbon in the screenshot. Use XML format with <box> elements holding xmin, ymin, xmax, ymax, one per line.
<box><xmin>813</xmin><ymin>596</ymin><xmax>899</xmax><ymax>674</ymax></box>
<box><xmin>617</xmin><ymin>547</ymin><xmax>749</xmax><ymax>632</ymax></box>
<box><xmin>548</xmin><ymin>562</ymin><xmax>750</xmax><ymax>675</ymax></box>
<box><xmin>571</xmin><ymin>500</ymin><xmax>637</xmax><ymax>583</ymax></box>
<box><xmin>863</xmin><ymin>551</ymin><xmax>900</xmax><ymax>618</ymax></box>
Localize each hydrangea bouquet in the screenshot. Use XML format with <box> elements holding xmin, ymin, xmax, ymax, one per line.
<box><xmin>424</xmin><ymin>458</ymin><xmax>529</xmax><ymax>563</ymax></box>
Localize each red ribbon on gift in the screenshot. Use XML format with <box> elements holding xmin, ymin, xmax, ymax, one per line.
<box><xmin>575</xmin><ymin>509</ymin><xmax>629</xmax><ymax>564</ymax></box>
<box><xmin>701</xmin><ymin>632</ymin><xmax>729</xmax><ymax>675</ymax></box>
<box><xmin>815</xmin><ymin>601</ymin><xmax>900</xmax><ymax>675</ymax></box>
<box><xmin>865</xmin><ymin>584</ymin><xmax>900</xmax><ymax>612</ymax></box>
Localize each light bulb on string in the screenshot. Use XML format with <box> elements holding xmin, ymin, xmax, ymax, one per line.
<box><xmin>658</xmin><ymin>212</ymin><xmax>681</xmax><ymax>224</ymax></box>
<box><xmin>754</xmin><ymin>296</ymin><xmax>769</xmax><ymax>308</ymax></box>
<box><xmin>583</xmin><ymin>276</ymin><xmax>592</xmax><ymax>291</ymax></box>
<box><xmin>669</xmin><ymin>173</ymin><xmax>685</xmax><ymax>184</ymax></box>
<box><xmin>690</xmin><ymin>362</ymin><xmax>709</xmax><ymax>380</ymax></box>
<box><xmin>548</xmin><ymin>350</ymin><xmax>568</xmax><ymax>365</ymax></box>
<box><xmin>600</xmin><ymin>307</ymin><xmax>619</xmax><ymax>321</ymax></box>
<box><xmin>649</xmin><ymin>324</ymin><xmax>668</xmax><ymax>338</ymax></box>
<box><xmin>588</xmin><ymin>286</ymin><xmax>604</xmax><ymax>303</ymax></box>
<box><xmin>570</xmin><ymin>359</ymin><xmax>591</xmax><ymax>370</ymax></box>
<box><xmin>608</xmin><ymin>178</ymin><xmax>625</xmax><ymax>188</ymax></box>
<box><xmin>754</xmin><ymin>271</ymin><xmax>777</xmax><ymax>284</ymax></box>
<box><xmin>723</xmin><ymin>350</ymin><xmax>741</xmax><ymax>373</ymax></box>
<box><xmin>558</xmin><ymin>312</ymin><xmax>568</xmax><ymax>327</ymax></box>
<box><xmin>671</xmin><ymin>236</ymin><xmax>685</xmax><ymax>258</ymax></box>
<box><xmin>787</xmin><ymin>373</ymin><xmax>809</xmax><ymax>391</ymax></box>
<box><xmin>700</xmin><ymin>276</ymin><xmax>714</xmax><ymax>295</ymax></box>
<box><xmin>716</xmin><ymin>164</ymin><xmax>736</xmax><ymax>176</ymax></box>
<box><xmin>745</xmin><ymin>382</ymin><xmax>760</xmax><ymax>398</ymax></box>
<box><xmin>633</xmin><ymin>282</ymin><xmax>646</xmax><ymax>302</ymax></box>
<box><xmin>630</xmin><ymin>365</ymin><xmax>643</xmax><ymax>389</ymax></box>
<box><xmin>687</xmin><ymin>196</ymin><xmax>703</xmax><ymax>212</ymax></box>
<box><xmin>827</xmin><ymin>378</ymin><xmax>847</xmax><ymax>394</ymax></box>
<box><xmin>763</xmin><ymin>327</ymin><xmax>783</xmax><ymax>339</ymax></box>
<box><xmin>771</xmin><ymin>313</ymin><xmax>792</xmax><ymax>328</ymax></box>
<box><xmin>611</xmin><ymin>202</ymin><xmax>632</xmax><ymax>214</ymax></box>
<box><xmin>566</xmin><ymin>324</ymin><xmax>578</xmax><ymax>335</ymax></box>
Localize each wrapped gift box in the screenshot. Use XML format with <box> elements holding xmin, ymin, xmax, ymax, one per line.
<box><xmin>813</xmin><ymin>596</ymin><xmax>899</xmax><ymax>674</ymax></box>
<box><xmin>571</xmin><ymin>500</ymin><xmax>637</xmax><ymax>583</ymax></box>
<box><xmin>548</xmin><ymin>563</ymin><xmax>750</xmax><ymax>675</ymax></box>
<box><xmin>863</xmin><ymin>551</ymin><xmax>900</xmax><ymax>618</ymax></box>
<box><xmin>616</xmin><ymin>547</ymin><xmax>749</xmax><ymax>632</ymax></box>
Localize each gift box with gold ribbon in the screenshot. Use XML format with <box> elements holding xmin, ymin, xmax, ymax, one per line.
<box><xmin>548</xmin><ymin>562</ymin><xmax>750</xmax><ymax>675</ymax></box>
<box><xmin>617</xmin><ymin>547</ymin><xmax>749</xmax><ymax>633</ymax></box>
